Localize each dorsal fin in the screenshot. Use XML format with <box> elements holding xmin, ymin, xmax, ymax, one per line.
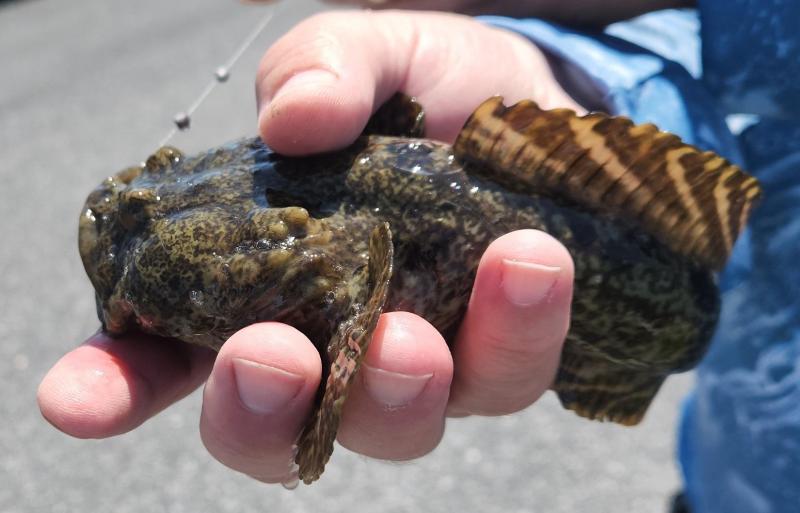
<box><xmin>454</xmin><ymin>97</ymin><xmax>762</xmax><ymax>270</ymax></box>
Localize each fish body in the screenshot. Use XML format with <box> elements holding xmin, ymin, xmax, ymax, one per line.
<box><xmin>78</xmin><ymin>96</ymin><xmax>760</xmax><ymax>483</ymax></box>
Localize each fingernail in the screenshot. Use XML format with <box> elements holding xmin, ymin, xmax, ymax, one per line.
<box><xmin>362</xmin><ymin>364</ymin><xmax>433</xmax><ymax>408</ymax></box>
<box><xmin>232</xmin><ymin>358</ymin><xmax>305</xmax><ymax>414</ymax></box>
<box><xmin>501</xmin><ymin>259</ymin><xmax>561</xmax><ymax>306</ymax></box>
<box><xmin>263</xmin><ymin>69</ymin><xmax>339</xmax><ymax>108</ymax></box>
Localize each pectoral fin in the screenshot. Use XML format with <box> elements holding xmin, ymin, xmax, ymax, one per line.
<box><xmin>295</xmin><ymin>223</ymin><xmax>394</xmax><ymax>484</ymax></box>
<box><xmin>454</xmin><ymin>97</ymin><xmax>762</xmax><ymax>270</ymax></box>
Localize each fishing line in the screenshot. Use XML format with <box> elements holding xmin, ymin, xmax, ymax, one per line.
<box><xmin>158</xmin><ymin>7</ymin><xmax>277</xmax><ymax>147</ymax></box>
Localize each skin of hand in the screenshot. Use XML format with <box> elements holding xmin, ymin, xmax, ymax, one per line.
<box><xmin>38</xmin><ymin>10</ymin><xmax>578</xmax><ymax>483</ymax></box>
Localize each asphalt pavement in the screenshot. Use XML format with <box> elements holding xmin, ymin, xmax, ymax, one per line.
<box><xmin>0</xmin><ymin>1</ymin><xmax>692</xmax><ymax>511</ymax></box>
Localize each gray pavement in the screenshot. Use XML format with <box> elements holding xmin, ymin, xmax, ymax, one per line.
<box><xmin>0</xmin><ymin>1</ymin><xmax>692</xmax><ymax>511</ymax></box>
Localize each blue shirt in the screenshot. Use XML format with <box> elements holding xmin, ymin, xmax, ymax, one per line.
<box><xmin>483</xmin><ymin>3</ymin><xmax>800</xmax><ymax>511</ymax></box>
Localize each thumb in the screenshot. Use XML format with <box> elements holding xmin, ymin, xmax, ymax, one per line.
<box><xmin>255</xmin><ymin>10</ymin><xmax>412</xmax><ymax>155</ymax></box>
<box><xmin>255</xmin><ymin>10</ymin><xmax>583</xmax><ymax>155</ymax></box>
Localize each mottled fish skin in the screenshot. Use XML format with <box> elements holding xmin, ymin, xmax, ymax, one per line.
<box><xmin>80</xmin><ymin>133</ymin><xmax>718</xmax><ymax>392</ymax></box>
<box><xmin>79</xmin><ymin>118</ymin><xmax>722</xmax><ymax>481</ymax></box>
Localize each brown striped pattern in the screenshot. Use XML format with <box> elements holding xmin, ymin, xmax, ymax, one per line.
<box><xmin>453</xmin><ymin>97</ymin><xmax>762</xmax><ymax>270</ymax></box>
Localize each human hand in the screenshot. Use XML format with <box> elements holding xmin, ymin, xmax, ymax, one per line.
<box><xmin>257</xmin><ymin>10</ymin><xmax>583</xmax><ymax>155</ymax></box>
<box><xmin>38</xmin><ymin>10</ymin><xmax>576</xmax><ymax>484</ymax></box>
